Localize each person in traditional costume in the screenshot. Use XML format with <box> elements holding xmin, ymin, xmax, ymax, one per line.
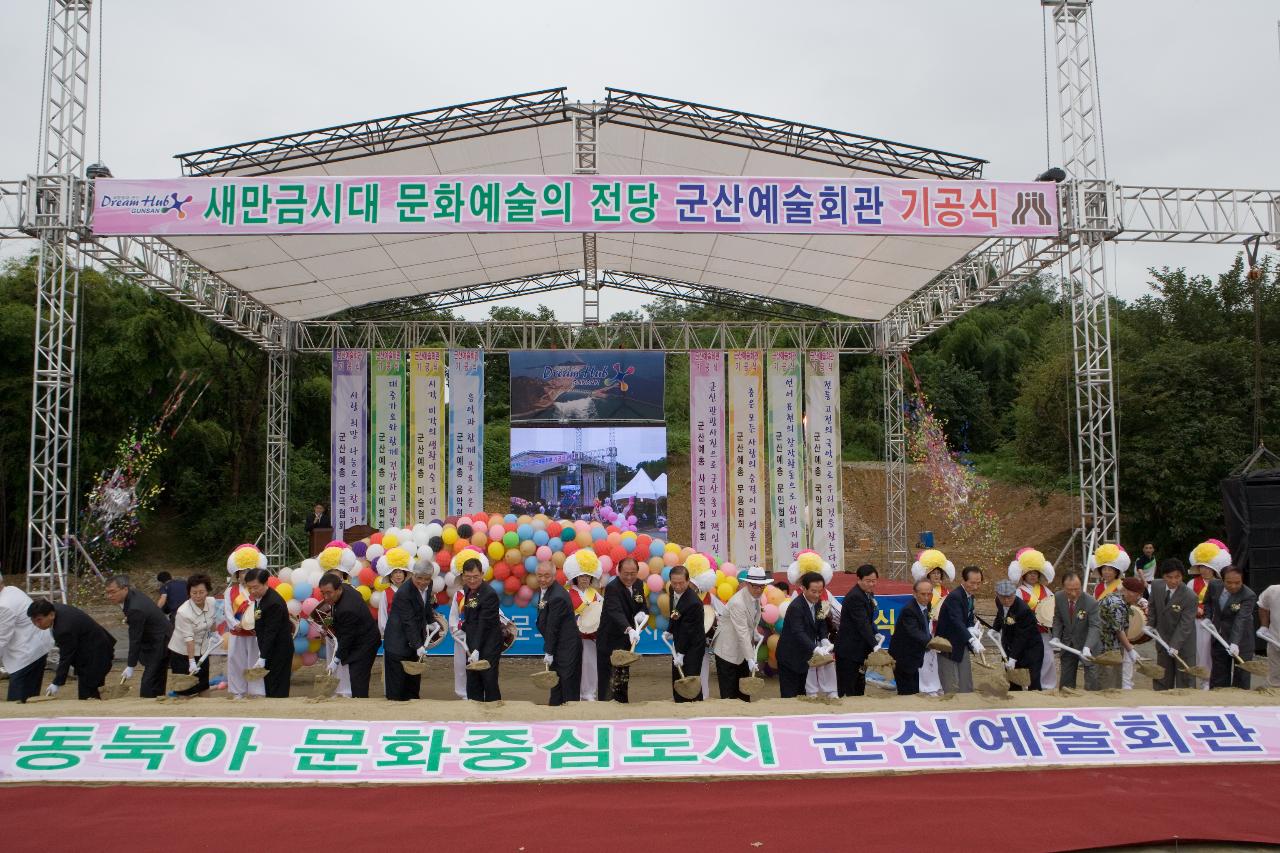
<box><xmin>1011</xmin><ymin>547</ymin><xmax>1057</xmax><ymax>690</ymax></box>
<box><xmin>910</xmin><ymin>549</ymin><xmax>955</xmax><ymax>695</ymax></box>
<box><xmin>223</xmin><ymin>544</ymin><xmax>267</xmax><ymax>699</ymax></box>
<box><xmin>1189</xmin><ymin>539</ymin><xmax>1231</xmax><ymax>690</ymax></box>
<box><xmin>1087</xmin><ymin>543</ymin><xmax>1142</xmax><ymax>688</ymax></box>
<box><xmin>564</xmin><ymin>549</ymin><xmax>604</xmax><ymax>701</ymax></box>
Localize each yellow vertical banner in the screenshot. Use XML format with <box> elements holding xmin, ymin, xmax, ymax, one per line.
<box><xmin>408</xmin><ymin>349</ymin><xmax>446</xmax><ymax>523</ymax></box>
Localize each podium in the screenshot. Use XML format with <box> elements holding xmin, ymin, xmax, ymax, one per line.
<box><xmin>308</xmin><ymin>527</ymin><xmax>333</xmax><ymax>557</ymax></box>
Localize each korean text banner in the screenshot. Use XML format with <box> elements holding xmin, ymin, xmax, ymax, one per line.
<box><xmin>689</xmin><ymin>351</ymin><xmax>727</xmax><ymax>557</ymax></box>
<box><xmin>448</xmin><ymin>350</ymin><xmax>484</xmax><ymax>516</ymax></box>
<box><xmin>329</xmin><ymin>350</ymin><xmax>367</xmax><ymax>537</ymax></box>
<box><xmin>727</xmin><ymin>350</ymin><xmax>765</xmax><ymax>568</ymax></box>
<box><xmin>370</xmin><ymin>350</ymin><xmax>405</xmax><ymax>530</ymax></box>
<box><xmin>767</xmin><ymin>351</ymin><xmax>807</xmax><ymax>570</ymax></box>
<box><xmin>509</xmin><ymin>350</ymin><xmax>665</xmax><ymax>424</ymax></box>
<box><xmin>91</xmin><ymin>176</ymin><xmax>1060</xmax><ymax>237</ymax></box>
<box><xmin>4</xmin><ymin>706</ymin><xmax>1273</xmax><ymax>784</ymax></box>
<box><xmin>804</xmin><ymin>351</ymin><xmax>844</xmax><ymax>569</ymax></box>
<box><xmin>407</xmin><ymin>349</ymin><xmax>446</xmax><ymax>524</ymax></box>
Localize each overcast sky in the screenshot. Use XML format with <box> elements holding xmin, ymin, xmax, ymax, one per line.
<box><xmin>2</xmin><ymin>1</ymin><xmax>1276</xmax><ymax>321</ymax></box>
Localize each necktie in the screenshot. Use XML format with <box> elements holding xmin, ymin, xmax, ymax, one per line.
<box><xmin>1069</xmin><ymin>600</ymin><xmax>1076</xmax><ymax>620</ymax></box>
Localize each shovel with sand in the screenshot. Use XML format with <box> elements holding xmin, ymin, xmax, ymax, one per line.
<box><xmin>660</xmin><ymin>634</ymin><xmax>703</xmax><ymax>699</ymax></box>
<box><xmin>738</xmin><ymin>634</ymin><xmax>767</xmax><ymax>697</ymax></box>
<box><xmin>986</xmin><ymin>629</ymin><xmax>1031</xmax><ymax>689</ymax></box>
<box><xmin>403</xmin><ymin>623</ymin><xmax>443</xmax><ymax>677</ymax></box>
<box><xmin>1142</xmin><ymin>627</ymin><xmax>1210</xmax><ymax>680</ymax></box>
<box><xmin>609</xmin><ymin>612</ymin><xmax>649</xmax><ymax>668</ymax></box>
<box><xmin>101</xmin><ymin>672</ymin><xmax>133</xmax><ymax>700</ymax></box>
<box><xmin>1203</xmin><ymin>620</ymin><xmax>1269</xmax><ymax>679</ymax></box>
<box><xmin>168</xmin><ymin>636</ymin><xmax>221</xmax><ymax>692</ymax></box>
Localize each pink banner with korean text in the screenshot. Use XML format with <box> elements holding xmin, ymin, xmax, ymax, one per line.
<box><xmin>689</xmin><ymin>350</ymin><xmax>727</xmax><ymax>557</ymax></box>
<box><xmin>91</xmin><ymin>176</ymin><xmax>1060</xmax><ymax>237</ymax></box>
<box><xmin>767</xmin><ymin>350</ymin><xmax>807</xmax><ymax>570</ymax></box>
<box><xmin>408</xmin><ymin>349</ymin><xmax>446</xmax><ymax>525</ymax></box>
<box><xmin>330</xmin><ymin>350</ymin><xmax>368</xmax><ymax>538</ymax></box>
<box><xmin>448</xmin><ymin>349</ymin><xmax>484</xmax><ymax>516</ymax></box>
<box><xmin>370</xmin><ymin>350</ymin><xmax>405</xmax><ymax>530</ymax></box>
<box><xmin>728</xmin><ymin>350</ymin><xmax>765</xmax><ymax>568</ymax></box>
<box><xmin>804</xmin><ymin>350</ymin><xmax>843</xmax><ymax>569</ymax></box>
<box><xmin>1</xmin><ymin>706</ymin><xmax>1273</xmax><ymax>785</ymax></box>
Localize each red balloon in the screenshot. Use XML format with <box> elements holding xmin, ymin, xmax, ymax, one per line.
<box><xmin>493</xmin><ymin>563</ymin><xmax>511</xmax><ymax>581</ymax></box>
<box><xmin>555</xmin><ymin>569</ymin><xmax>567</xmax><ymax>585</ymax></box>
<box><xmin>358</xmin><ymin>565</ymin><xmax>376</xmax><ymax>586</ymax></box>
<box><xmin>435</xmin><ymin>549</ymin><xmax>451</xmax><ymax>568</ymax></box>
<box><xmin>267</xmin><ymin>576</ymin><xmax>280</xmax><ymax>588</ymax></box>
<box><xmin>503</xmin><ymin>576</ymin><xmax>521</xmax><ymax>594</ymax></box>
<box><xmin>435</xmin><ymin>591</ymin><xmax>449</xmax><ymax>605</ymax></box>
<box><xmin>504</xmin><ymin>522</ymin><xmax>517</xmax><ymax>533</ymax></box>
<box><xmin>610</xmin><ymin>545</ymin><xmax>627</xmax><ymax>563</ymax></box>
<box><xmin>547</xmin><ymin>521</ymin><xmax>562</xmax><ymax>538</ymax></box>
<box><xmin>636</xmin><ymin>535</ymin><xmax>652</xmax><ymax>551</ymax></box>
<box><xmin>369</xmin><ymin>532</ymin><xmax>383</xmax><ymax>545</ymax></box>
<box><xmin>593</xmin><ymin>540</ymin><xmax>610</xmax><ymax>557</ymax></box>
<box><xmin>606</xmin><ymin>525</ymin><xmax>619</xmax><ymax>535</ymax></box>
<box><xmin>511</xmin><ymin>564</ymin><xmax>527</xmax><ymax>580</ymax></box>
<box><xmin>563</xmin><ymin>541</ymin><xmax>579</xmax><ymax>557</ymax></box>
<box><xmin>445</xmin><ymin>516</ymin><xmax>459</xmax><ymax>526</ymax></box>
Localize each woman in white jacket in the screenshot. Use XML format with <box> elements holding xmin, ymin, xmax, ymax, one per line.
<box><xmin>168</xmin><ymin>573</ymin><xmax>218</xmax><ymax>697</ymax></box>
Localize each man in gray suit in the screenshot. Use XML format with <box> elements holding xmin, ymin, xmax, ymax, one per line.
<box><xmin>1149</xmin><ymin>558</ymin><xmax>1198</xmax><ymax>689</ymax></box>
<box><xmin>1051</xmin><ymin>571</ymin><xmax>1102</xmax><ymax>690</ymax></box>
<box><xmin>1204</xmin><ymin>566</ymin><xmax>1256</xmax><ymax>689</ymax></box>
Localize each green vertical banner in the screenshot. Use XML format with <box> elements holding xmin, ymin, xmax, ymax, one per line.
<box><xmin>370</xmin><ymin>349</ymin><xmax>406</xmax><ymax>530</ymax></box>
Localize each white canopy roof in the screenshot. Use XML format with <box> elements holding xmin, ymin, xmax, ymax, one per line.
<box><xmin>651</xmin><ymin>473</ymin><xmax>668</xmax><ymax>498</ymax></box>
<box><xmin>613</xmin><ymin>468</ymin><xmax>656</xmax><ymax>500</ymax></box>
<box><xmin>166</xmin><ymin>89</ymin><xmax>986</xmax><ymax>322</ymax></box>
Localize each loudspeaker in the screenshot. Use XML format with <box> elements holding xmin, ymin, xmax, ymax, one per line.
<box><xmin>1221</xmin><ymin>467</ymin><xmax>1280</xmax><ymax>589</ymax></box>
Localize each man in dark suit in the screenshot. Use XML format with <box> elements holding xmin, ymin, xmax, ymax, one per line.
<box><xmin>383</xmin><ymin>562</ymin><xmax>437</xmax><ymax>701</ymax></box>
<box><xmin>835</xmin><ymin>564</ymin><xmax>879</xmax><ymax>697</ymax></box>
<box><xmin>105</xmin><ymin>575</ymin><xmax>171</xmax><ymax>698</ymax></box>
<box><xmin>890</xmin><ymin>579</ymin><xmax>934</xmax><ymax>696</ymax></box>
<box><xmin>244</xmin><ymin>569</ymin><xmax>294</xmax><ymax>698</ymax></box>
<box><xmin>1205</xmin><ymin>566</ymin><xmax>1257</xmax><ymax>689</ymax></box>
<box><xmin>994</xmin><ymin>579</ymin><xmax>1044</xmax><ymax>690</ymax></box>
<box><xmin>458</xmin><ymin>557</ymin><xmax>502</xmax><ymax>702</ymax></box>
<box><xmin>664</xmin><ymin>566</ymin><xmax>706</xmax><ymax>702</ymax></box>
<box><xmin>304</xmin><ymin>503</ymin><xmax>331</xmax><ymax>534</ymax></box>
<box><xmin>317</xmin><ymin>571</ymin><xmax>381</xmax><ymax>698</ymax></box>
<box><xmin>937</xmin><ymin>566</ymin><xmax>984</xmax><ymax>694</ymax></box>
<box><xmin>536</xmin><ymin>562</ymin><xmax>581</xmax><ymax>706</ymax></box>
<box><xmin>1051</xmin><ymin>571</ymin><xmax>1102</xmax><ymax>690</ymax></box>
<box><xmin>777</xmin><ymin>572</ymin><xmax>829</xmax><ymax>698</ymax></box>
<box><xmin>27</xmin><ymin>599</ymin><xmax>116</xmax><ymax>699</ymax></box>
<box><xmin>1149</xmin><ymin>558</ymin><xmax>1198</xmax><ymax>690</ymax></box>
<box><xmin>598</xmin><ymin>557</ymin><xmax>648</xmax><ymax>702</ymax></box>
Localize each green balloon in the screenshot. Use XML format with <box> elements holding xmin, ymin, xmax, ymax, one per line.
<box><xmin>502</xmin><ymin>531</ymin><xmax>519</xmax><ymax>549</ymax></box>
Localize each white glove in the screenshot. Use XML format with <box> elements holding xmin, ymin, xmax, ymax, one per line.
<box><xmin>1124</xmin><ymin>648</ymin><xmax>1140</xmax><ymax>663</ymax></box>
<box><xmin>967</xmin><ymin>625</ymin><xmax>984</xmax><ymax>641</ymax></box>
<box><xmin>661</xmin><ymin>631</ymin><xmax>673</xmax><ymax>645</ymax></box>
<box><xmin>633</xmin><ymin>612</ymin><xmax>650</xmax><ymax>630</ymax></box>
<box><xmin>451</xmin><ymin>628</ymin><xmax>466</xmax><ymax>644</ymax></box>
<box><xmin>626</xmin><ymin>628</ymin><xmax>639</xmax><ymax>646</ymax></box>
<box><xmin>1005</xmin><ymin>657</ymin><xmax>1017</xmax><ymax>670</ymax></box>
<box><xmin>747</xmin><ymin>660</ymin><xmax>760</xmax><ymax>674</ymax></box>
<box><xmin>468</xmin><ymin>650</ymin><xmax>480</xmax><ymax>664</ymax></box>
<box><xmin>1081</xmin><ymin>647</ymin><xmax>1093</xmax><ymax>661</ymax></box>
<box><xmin>673</xmin><ymin>652</ymin><xmax>685</xmax><ymax>668</ymax></box>
<box><xmin>1228</xmin><ymin>643</ymin><xmax>1240</xmax><ymax>658</ymax></box>
<box><xmin>253</xmin><ymin>657</ymin><xmax>266</xmax><ymax>669</ymax></box>
<box><xmin>415</xmin><ymin>645</ymin><xmax>428</xmax><ymax>658</ymax></box>
<box><xmin>325</xmin><ymin>658</ymin><xmax>338</xmax><ymax>675</ymax></box>
<box><xmin>188</xmin><ymin>658</ymin><xmax>200</xmax><ymax>675</ymax></box>
<box><xmin>1257</xmin><ymin>627</ymin><xmax>1274</xmax><ymax>641</ymax></box>
<box><xmin>968</xmin><ymin>638</ymin><xmax>983</xmax><ymax>655</ymax></box>
<box><xmin>45</xmin><ymin>683</ymin><xmax>59</xmax><ymax>697</ymax></box>
<box><xmin>121</xmin><ymin>666</ymin><xmax>134</xmax><ymax>680</ymax></box>
<box><xmin>543</xmin><ymin>653</ymin><xmax>554</xmax><ymax>666</ymax></box>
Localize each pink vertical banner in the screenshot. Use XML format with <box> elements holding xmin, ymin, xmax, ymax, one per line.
<box><xmin>728</xmin><ymin>350</ymin><xmax>765</xmax><ymax>567</ymax></box>
<box><xmin>804</xmin><ymin>350</ymin><xmax>843</xmax><ymax>570</ymax></box>
<box><xmin>330</xmin><ymin>350</ymin><xmax>368</xmax><ymax>539</ymax></box>
<box><xmin>689</xmin><ymin>350</ymin><xmax>727</xmax><ymax>557</ymax></box>
<box><xmin>448</xmin><ymin>349</ymin><xmax>484</xmax><ymax>516</ymax></box>
<box><xmin>767</xmin><ymin>350</ymin><xmax>807</xmax><ymax>569</ymax></box>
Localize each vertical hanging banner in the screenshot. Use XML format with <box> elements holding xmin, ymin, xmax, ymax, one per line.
<box><xmin>767</xmin><ymin>350</ymin><xmax>807</xmax><ymax>569</ymax></box>
<box><xmin>330</xmin><ymin>350</ymin><xmax>368</xmax><ymax>538</ymax></box>
<box><xmin>448</xmin><ymin>349</ymin><xmax>484</xmax><ymax>516</ymax></box>
<box><xmin>689</xmin><ymin>350</ymin><xmax>727</xmax><ymax>557</ymax></box>
<box><xmin>804</xmin><ymin>350</ymin><xmax>844</xmax><ymax>569</ymax></box>
<box><xmin>728</xmin><ymin>351</ymin><xmax>765</xmax><ymax>567</ymax></box>
<box><xmin>369</xmin><ymin>350</ymin><xmax>405</xmax><ymax>530</ymax></box>
<box><xmin>408</xmin><ymin>349</ymin><xmax>447</xmax><ymax>524</ymax></box>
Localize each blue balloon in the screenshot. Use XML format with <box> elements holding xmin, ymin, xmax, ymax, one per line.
<box><xmin>504</xmin><ymin>514</ymin><xmax>518</xmax><ymax>524</ymax></box>
<box><xmin>654</xmin><ymin>616</ymin><xmax>669</xmax><ymax>632</ymax></box>
<box><xmin>489</xmin><ymin>579</ymin><xmax>505</xmax><ymax>596</ymax></box>
<box><xmin>524</xmin><ymin>555</ymin><xmax>538</xmax><ymax>571</ymax></box>
<box><xmin>622</xmin><ymin>537</ymin><xmax>636</xmax><ymax>552</ymax></box>
<box><xmin>661</xmin><ymin>566</ymin><xmax>672</xmax><ymax>581</ymax></box>
<box><xmin>294</xmin><ymin>621</ymin><xmax>309</xmax><ymax>639</ymax></box>
<box><xmin>774</xmin><ymin>618</ymin><xmax>785</xmax><ymax>632</ymax></box>
<box><xmin>649</xmin><ymin>540</ymin><xmax>665</xmax><ymax>558</ymax></box>
<box><xmin>549</xmin><ymin>538</ymin><xmax>564</xmax><ymax>552</ymax></box>
<box><xmin>517</xmin><ymin>523</ymin><xmax>533</xmax><ymax>540</ymax></box>
<box><xmin>293</xmin><ymin>580</ymin><xmax>312</xmax><ymax>600</ymax></box>
<box><xmin>532</xmin><ymin>530</ymin><xmax>549</xmax><ymax>546</ymax></box>
<box><xmin>293</xmin><ymin>637</ymin><xmax>309</xmax><ymax>654</ymax></box>
<box><xmin>590</xmin><ymin>526</ymin><xmax>607</xmax><ymax>541</ymax></box>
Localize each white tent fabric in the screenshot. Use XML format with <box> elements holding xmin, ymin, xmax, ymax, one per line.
<box><xmin>613</xmin><ymin>468</ymin><xmax>656</xmax><ymax>500</ymax></box>
<box><xmin>651</xmin><ymin>473</ymin><xmax>668</xmax><ymax>498</ymax></box>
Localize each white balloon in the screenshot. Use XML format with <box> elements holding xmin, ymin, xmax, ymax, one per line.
<box><xmin>286</xmin><ymin>599</ymin><xmax>302</xmax><ymax>617</ymax></box>
<box><xmin>277</xmin><ymin>567</ymin><xmax>294</xmax><ymax>584</ymax></box>
<box><xmin>338</xmin><ymin>549</ymin><xmax>357</xmax><ymax>571</ymax></box>
<box><xmin>425</xmin><ymin>522</ymin><xmax>443</xmax><ymax>540</ymax></box>
<box><xmin>431</xmin><ymin>575</ymin><xmax>445</xmax><ymax>594</ymax></box>
<box><xmin>370</xmin><ymin>591</ymin><xmax>385</xmax><ymax>609</ymax></box>
<box><xmin>366</xmin><ymin>544</ymin><xmax>385</xmax><ymax>562</ymax></box>
<box><xmin>300</xmin><ymin>558</ymin><xmax>321</xmax><ymax>576</ymax></box>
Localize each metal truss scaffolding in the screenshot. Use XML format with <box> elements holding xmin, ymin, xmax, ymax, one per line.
<box><xmin>8</xmin><ymin>1</ymin><xmax>1280</xmax><ymax>598</ymax></box>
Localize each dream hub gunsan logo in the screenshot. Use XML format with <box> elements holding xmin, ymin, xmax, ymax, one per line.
<box><xmin>99</xmin><ymin>191</ymin><xmax>194</xmax><ymax>219</ymax></box>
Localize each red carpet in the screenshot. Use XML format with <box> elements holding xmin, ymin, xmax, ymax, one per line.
<box><xmin>3</xmin><ymin>763</ymin><xmax>1275</xmax><ymax>852</ymax></box>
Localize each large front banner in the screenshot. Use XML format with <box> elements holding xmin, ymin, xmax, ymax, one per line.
<box><xmin>804</xmin><ymin>350</ymin><xmax>844</xmax><ymax>569</ymax></box>
<box><xmin>329</xmin><ymin>350</ymin><xmax>368</xmax><ymax>537</ymax></box>
<box><xmin>370</xmin><ymin>350</ymin><xmax>405</xmax><ymax>530</ymax></box>
<box><xmin>727</xmin><ymin>350</ymin><xmax>765</xmax><ymax>567</ymax></box>
<box><xmin>448</xmin><ymin>350</ymin><xmax>484</xmax><ymax>516</ymax></box>
<box><xmin>4</xmin><ymin>706</ymin><xmax>1272</xmax><ymax>784</ymax></box>
<box><xmin>92</xmin><ymin>176</ymin><xmax>1061</xmax><ymax>238</ymax></box>
<box><xmin>509</xmin><ymin>350</ymin><xmax>665</xmax><ymax>424</ymax></box>
<box><xmin>688</xmin><ymin>351</ymin><xmax>727</xmax><ymax>557</ymax></box>
<box><xmin>767</xmin><ymin>350</ymin><xmax>807</xmax><ymax>569</ymax></box>
<box><xmin>408</xmin><ymin>349</ymin><xmax>446</xmax><ymax>524</ymax></box>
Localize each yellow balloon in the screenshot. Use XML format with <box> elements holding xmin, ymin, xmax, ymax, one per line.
<box><xmin>442</xmin><ymin>528</ymin><xmax>458</xmax><ymax>546</ymax></box>
<box><xmin>647</xmin><ymin>614</ymin><xmax>657</xmax><ymax>629</ymax></box>
<box><xmin>308</xmin><ymin>639</ymin><xmax>322</xmax><ymax>652</ymax></box>
<box><xmin>276</xmin><ymin>582</ymin><xmax>293</xmax><ymax>601</ymax></box>
<box><xmin>716</xmin><ymin>582</ymin><xmax>734</xmax><ymax>603</ymax></box>
<box><xmin>519</xmin><ymin>540</ymin><xmax>536</xmax><ymax>557</ymax></box>
<box><xmin>483</xmin><ymin>566</ymin><xmax>494</xmax><ymax>582</ymax></box>
<box><xmin>357</xmin><ymin>585</ymin><xmax>372</xmax><ymax>602</ymax></box>
<box><xmin>373</xmin><ymin>576</ymin><xmax>389</xmax><ymax>591</ymax></box>
<box><xmin>665</xmin><ymin>542</ymin><xmax>680</xmax><ymax>554</ymax></box>
<box><xmin>487</xmin><ymin>541</ymin><xmax>505</xmax><ymax>561</ymax></box>
<box><xmin>658</xmin><ymin>593</ymin><xmax>671</xmax><ymax>617</ymax></box>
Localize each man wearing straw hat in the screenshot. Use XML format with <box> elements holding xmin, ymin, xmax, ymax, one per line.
<box><xmin>1149</xmin><ymin>558</ymin><xmax>1199</xmax><ymax>690</ymax></box>
<box><xmin>535</xmin><ymin>561</ymin><xmax>580</xmax><ymax>706</ymax></box>
<box><xmin>1051</xmin><ymin>572</ymin><xmax>1102</xmax><ymax>691</ymax></box>
<box><xmin>383</xmin><ymin>560</ymin><xmax>438</xmax><ymax>701</ymax></box>
<box><xmin>712</xmin><ymin>566</ymin><xmax>768</xmax><ymax>701</ymax></box>
<box><xmin>664</xmin><ymin>566</ymin><xmax>706</xmax><ymax>702</ymax></box>
<box><xmin>244</xmin><ymin>568</ymin><xmax>294</xmax><ymax>698</ymax></box>
<box><xmin>1204</xmin><ymin>566</ymin><xmax>1257</xmax><ymax>690</ymax></box>
<box><xmin>993</xmin><ymin>579</ymin><xmax>1043</xmax><ymax>690</ymax></box>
